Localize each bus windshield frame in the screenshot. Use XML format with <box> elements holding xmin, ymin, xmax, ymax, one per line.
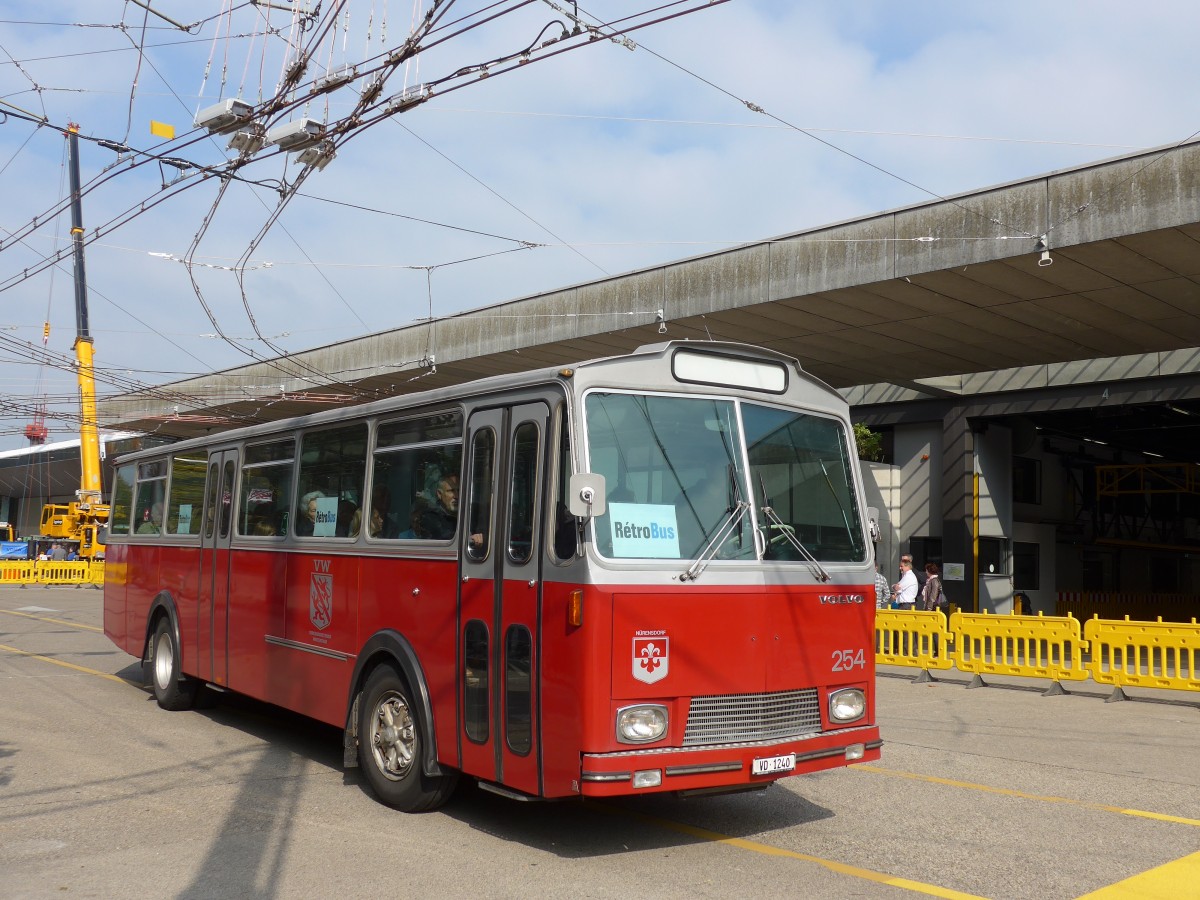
<box><xmin>582</xmin><ymin>389</ymin><xmax>866</xmax><ymax>566</ymax></box>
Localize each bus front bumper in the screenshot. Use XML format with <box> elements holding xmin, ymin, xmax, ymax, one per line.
<box><xmin>579</xmin><ymin>724</ymin><xmax>882</xmax><ymax>797</ymax></box>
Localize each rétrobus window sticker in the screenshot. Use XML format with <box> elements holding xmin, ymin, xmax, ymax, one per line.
<box><xmin>609</xmin><ymin>502</ymin><xmax>679</xmax><ymax>558</ymax></box>
<box><xmin>313</xmin><ymin>496</ymin><xmax>340</xmax><ymax>537</ymax></box>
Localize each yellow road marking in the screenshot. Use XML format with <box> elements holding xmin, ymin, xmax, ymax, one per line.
<box><xmin>1075</xmin><ymin>850</ymin><xmax>1200</xmax><ymax>899</ymax></box>
<box><xmin>595</xmin><ymin>803</ymin><xmax>990</xmax><ymax>899</ymax></box>
<box><xmin>1</xmin><ymin>607</ymin><xmax>103</xmax><ymax>632</ymax></box>
<box><xmin>0</xmin><ymin>643</ymin><xmax>128</xmax><ymax>683</ymax></box>
<box><xmin>857</xmin><ymin>765</ymin><xmax>1200</xmax><ymax>827</ymax></box>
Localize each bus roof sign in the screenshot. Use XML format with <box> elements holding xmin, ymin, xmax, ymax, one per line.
<box><xmin>672</xmin><ymin>349</ymin><xmax>787</xmax><ymax>393</ymax></box>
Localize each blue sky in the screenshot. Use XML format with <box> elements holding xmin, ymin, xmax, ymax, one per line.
<box><xmin>1</xmin><ymin>0</ymin><xmax>1198</xmax><ymax>450</ymax></box>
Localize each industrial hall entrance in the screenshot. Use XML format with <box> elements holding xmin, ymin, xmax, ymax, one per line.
<box><xmin>97</xmin><ymin>140</ymin><xmax>1200</xmax><ymax>622</ymax></box>
<box><xmin>854</xmin><ymin>365</ymin><xmax>1200</xmax><ymax>621</ymax></box>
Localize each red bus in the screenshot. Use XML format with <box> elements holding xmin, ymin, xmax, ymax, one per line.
<box><xmin>103</xmin><ymin>341</ymin><xmax>881</xmax><ymax>810</ymax></box>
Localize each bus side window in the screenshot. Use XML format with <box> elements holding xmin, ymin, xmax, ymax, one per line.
<box><xmin>203</xmin><ymin>462</ymin><xmax>219</xmax><ymax>539</ymax></box>
<box><xmin>372</xmin><ymin>411</ymin><xmax>463</xmax><ymax>541</ymax></box>
<box><xmin>551</xmin><ymin>412</ymin><xmax>577</xmax><ymax>562</ymax></box>
<box><xmin>506</xmin><ymin>421</ymin><xmax>539</xmax><ymax>564</ymax></box>
<box><xmin>108</xmin><ymin>464</ymin><xmax>136</xmax><ymax>536</ymax></box>
<box><xmin>466</xmin><ymin>428</ymin><xmax>495</xmax><ymax>561</ymax></box>
<box><xmin>134</xmin><ymin>460</ymin><xmax>167</xmax><ymax>536</ymax></box>
<box><xmin>296</xmin><ymin>424</ymin><xmax>367</xmax><ymax>539</ymax></box>
<box><xmin>166</xmin><ymin>454</ymin><xmax>206</xmax><ymax>535</ymax></box>
<box><xmin>218</xmin><ymin>460</ymin><xmax>235</xmax><ymax>538</ymax></box>
<box><xmin>238</xmin><ymin>439</ymin><xmax>294</xmax><ymax>537</ymax></box>
<box><xmin>505</xmin><ymin>625</ymin><xmax>532</xmax><ymax>754</ymax></box>
<box><xmin>463</xmin><ymin>619</ymin><xmax>489</xmax><ymax>743</ymax></box>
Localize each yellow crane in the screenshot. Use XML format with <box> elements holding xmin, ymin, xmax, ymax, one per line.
<box><xmin>39</xmin><ymin>123</ymin><xmax>108</xmax><ymax>560</ymax></box>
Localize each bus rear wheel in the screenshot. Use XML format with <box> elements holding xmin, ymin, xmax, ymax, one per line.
<box><xmin>150</xmin><ymin>617</ymin><xmax>198</xmax><ymax>711</ymax></box>
<box><xmin>358</xmin><ymin>665</ymin><xmax>457</xmax><ymax>812</ymax></box>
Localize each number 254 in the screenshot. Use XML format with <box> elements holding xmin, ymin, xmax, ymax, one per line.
<box><xmin>831</xmin><ymin>648</ymin><xmax>865</xmax><ymax>671</ymax></box>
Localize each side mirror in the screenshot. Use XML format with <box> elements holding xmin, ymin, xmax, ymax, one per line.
<box><xmin>96</xmin><ymin>526</ymin><xmax>109</xmax><ymax>546</ymax></box>
<box><xmin>568</xmin><ymin>473</ymin><xmax>607</xmax><ymax>518</ymax></box>
<box><xmin>866</xmin><ymin>507</ymin><xmax>880</xmax><ymax>542</ymax></box>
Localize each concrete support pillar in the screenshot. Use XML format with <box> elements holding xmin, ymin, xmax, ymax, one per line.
<box><xmin>941</xmin><ymin>406</ymin><xmax>976</xmax><ymax>611</ymax></box>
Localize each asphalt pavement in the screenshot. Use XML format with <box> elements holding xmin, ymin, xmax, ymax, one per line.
<box><xmin>2</xmin><ymin>585</ymin><xmax>1197</xmax><ymax>900</ymax></box>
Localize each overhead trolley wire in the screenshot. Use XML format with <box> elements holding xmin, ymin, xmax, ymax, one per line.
<box><xmin>0</xmin><ymin>1</ymin><xmax>738</xmax><ymax>426</ymax></box>
<box><xmin>613</xmin><ymin>28</ymin><xmax>1041</xmax><ymax>245</ymax></box>
<box><xmin>0</xmin><ymin>30</ymin><xmax>270</xmax><ymax>70</ymax></box>
<box><xmin>117</xmin><ymin>1</ymin><xmax>152</xmax><ymax>144</ymax></box>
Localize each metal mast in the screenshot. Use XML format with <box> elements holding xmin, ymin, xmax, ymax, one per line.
<box><xmin>66</xmin><ymin>123</ymin><xmax>103</xmax><ymax>508</ymax></box>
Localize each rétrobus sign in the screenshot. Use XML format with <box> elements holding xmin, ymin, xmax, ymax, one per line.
<box><xmin>609</xmin><ymin>502</ymin><xmax>679</xmax><ymax>558</ymax></box>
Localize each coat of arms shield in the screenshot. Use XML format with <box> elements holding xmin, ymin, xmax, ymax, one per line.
<box><xmin>632</xmin><ymin>636</ymin><xmax>669</xmax><ymax>684</ymax></box>
<box><xmin>310</xmin><ymin>572</ymin><xmax>333</xmax><ymax>630</ymax></box>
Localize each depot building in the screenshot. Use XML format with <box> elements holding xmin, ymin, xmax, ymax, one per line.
<box><xmin>8</xmin><ymin>140</ymin><xmax>1197</xmax><ymax>618</ymax></box>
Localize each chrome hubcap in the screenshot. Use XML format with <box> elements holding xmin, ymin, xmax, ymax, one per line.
<box><xmin>154</xmin><ymin>632</ymin><xmax>173</xmax><ymax>690</ymax></box>
<box><xmin>370</xmin><ymin>693</ymin><xmax>415</xmax><ymax>781</ymax></box>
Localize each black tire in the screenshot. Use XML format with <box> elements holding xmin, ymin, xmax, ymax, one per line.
<box><xmin>357</xmin><ymin>665</ymin><xmax>457</xmax><ymax>812</ymax></box>
<box><xmin>149</xmin><ymin>616</ymin><xmax>198</xmax><ymax>711</ymax></box>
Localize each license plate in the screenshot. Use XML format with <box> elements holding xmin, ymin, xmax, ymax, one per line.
<box><xmin>751</xmin><ymin>753</ymin><xmax>796</xmax><ymax>775</ymax></box>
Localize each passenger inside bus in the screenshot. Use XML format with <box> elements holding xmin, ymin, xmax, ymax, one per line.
<box><xmin>251</xmin><ymin>515</ymin><xmax>278</xmax><ymax>537</ymax></box>
<box><xmin>244</xmin><ymin>500</ymin><xmax>281</xmax><ymax>536</ymax></box>
<box><xmin>350</xmin><ymin>484</ymin><xmax>391</xmax><ymax>539</ymax></box>
<box><xmin>412</xmin><ymin>474</ymin><xmax>459</xmax><ymax>539</ymax></box>
<box><xmin>296</xmin><ymin>491</ymin><xmax>324</xmax><ymax>536</ymax></box>
<box><xmin>336</xmin><ymin>499</ymin><xmax>358</xmax><ymax>537</ymax></box>
<box><xmin>137</xmin><ymin>502</ymin><xmax>163</xmax><ymax>535</ymax></box>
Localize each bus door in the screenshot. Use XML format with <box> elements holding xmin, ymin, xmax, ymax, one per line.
<box><xmin>197</xmin><ymin>449</ymin><xmax>237</xmax><ymax>686</ymax></box>
<box><xmin>459</xmin><ymin>401</ymin><xmax>550</xmax><ymax>796</ymax></box>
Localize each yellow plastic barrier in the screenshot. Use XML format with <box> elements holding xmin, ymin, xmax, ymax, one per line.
<box><xmin>0</xmin><ymin>561</ymin><xmax>37</xmax><ymax>585</ymax></box>
<box><xmin>36</xmin><ymin>561</ymin><xmax>93</xmax><ymax>585</ymax></box>
<box><xmin>951</xmin><ymin>611</ymin><xmax>1089</xmax><ymax>693</ymax></box>
<box><xmin>1083</xmin><ymin>615</ymin><xmax>1200</xmax><ymax>699</ymax></box>
<box><xmin>875</xmin><ymin>609</ymin><xmax>954</xmax><ymax>677</ymax></box>
<box><xmin>0</xmin><ymin>560</ymin><xmax>103</xmax><ymax>587</ymax></box>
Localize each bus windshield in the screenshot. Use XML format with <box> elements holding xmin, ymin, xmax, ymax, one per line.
<box><xmin>584</xmin><ymin>392</ymin><xmax>865</xmax><ymax>564</ymax></box>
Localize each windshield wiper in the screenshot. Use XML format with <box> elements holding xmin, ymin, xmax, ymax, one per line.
<box><xmin>759</xmin><ymin>504</ymin><xmax>830</xmax><ymax>582</ymax></box>
<box><xmin>818</xmin><ymin>459</ymin><xmax>857</xmax><ymax>546</ymax></box>
<box><xmin>680</xmin><ymin>500</ymin><xmax>750</xmax><ymax>582</ymax></box>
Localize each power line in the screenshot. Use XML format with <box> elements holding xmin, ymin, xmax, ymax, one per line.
<box><xmin>0</xmin><ymin>0</ymin><xmax>738</xmax><ymax>436</ymax></box>
<box><xmin>424</xmin><ymin>106</ymin><xmax>1148</xmax><ymax>152</ymax></box>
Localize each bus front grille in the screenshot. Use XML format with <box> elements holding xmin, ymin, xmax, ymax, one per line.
<box><xmin>682</xmin><ymin>688</ymin><xmax>822</xmax><ymax>746</ymax></box>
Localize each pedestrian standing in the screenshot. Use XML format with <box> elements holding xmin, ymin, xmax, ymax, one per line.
<box><xmin>920</xmin><ymin>562</ymin><xmax>944</xmax><ymax>610</ymax></box>
<box><xmin>874</xmin><ymin>562</ymin><xmax>891</xmax><ymax>609</ymax></box>
<box><xmin>902</xmin><ymin>553</ymin><xmax>927</xmax><ymax>597</ymax></box>
<box><xmin>891</xmin><ymin>559</ymin><xmax>919</xmax><ymax>609</ymax></box>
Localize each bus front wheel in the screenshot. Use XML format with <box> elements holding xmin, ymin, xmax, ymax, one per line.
<box><xmin>358</xmin><ymin>665</ymin><xmax>457</xmax><ymax>812</ymax></box>
<box><xmin>150</xmin><ymin>617</ymin><xmax>198</xmax><ymax>711</ymax></box>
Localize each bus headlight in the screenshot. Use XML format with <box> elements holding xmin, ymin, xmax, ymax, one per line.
<box><xmin>829</xmin><ymin>688</ymin><xmax>866</xmax><ymax>723</ymax></box>
<box><xmin>616</xmin><ymin>704</ymin><xmax>668</xmax><ymax>744</ymax></box>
